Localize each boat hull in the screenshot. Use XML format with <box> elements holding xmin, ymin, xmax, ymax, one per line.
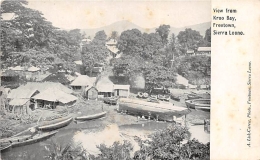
<box><xmin>75</xmin><ymin>111</ymin><xmax>107</xmax><ymax>121</ymax></box>
<box><xmin>0</xmin><ymin>144</ymin><xmax>12</xmax><ymax>152</ymax></box>
<box><xmin>195</xmin><ymin>104</ymin><xmax>210</xmax><ymax>112</ymax></box>
<box><xmin>118</xmin><ymin>98</ymin><xmax>191</xmax><ymax>122</ymax></box>
<box><xmin>12</xmin><ymin>131</ymin><xmax>58</xmax><ymax>148</ymax></box>
<box><xmin>185</xmin><ymin>99</ymin><xmax>210</xmax><ymax>109</ymax></box>
<box><xmin>37</xmin><ymin>117</ymin><xmax>73</xmax><ymax>131</ymax></box>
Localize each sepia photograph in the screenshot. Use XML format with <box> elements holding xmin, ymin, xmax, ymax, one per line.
<box><xmin>1</xmin><ymin>1</ymin><xmax>211</xmax><ymax>159</ymax></box>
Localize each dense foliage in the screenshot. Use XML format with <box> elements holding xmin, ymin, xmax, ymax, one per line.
<box><xmin>1</xmin><ymin>0</ymin><xmax>82</xmax><ymax>70</ymax></box>
<box><xmin>176</xmin><ymin>55</ymin><xmax>211</xmax><ymax>85</ymax></box>
<box><xmin>44</xmin><ymin>125</ymin><xmax>210</xmax><ymax>160</ymax></box>
<box><xmin>81</xmin><ymin>30</ymin><xmax>110</xmax><ymax>75</ymax></box>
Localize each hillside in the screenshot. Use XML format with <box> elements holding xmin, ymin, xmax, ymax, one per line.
<box><xmin>81</xmin><ymin>20</ymin><xmax>211</xmax><ymax>38</ymax></box>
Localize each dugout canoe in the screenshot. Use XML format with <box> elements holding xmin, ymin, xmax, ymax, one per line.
<box><xmin>195</xmin><ymin>103</ymin><xmax>210</xmax><ymax>112</ymax></box>
<box><xmin>75</xmin><ymin>111</ymin><xmax>107</xmax><ymax>121</ymax></box>
<box><xmin>185</xmin><ymin>99</ymin><xmax>210</xmax><ymax>109</ymax></box>
<box><xmin>0</xmin><ymin>131</ymin><xmax>57</xmax><ymax>148</ymax></box>
<box><xmin>37</xmin><ymin>116</ymin><xmax>73</xmax><ymax>131</ymax></box>
<box><xmin>118</xmin><ymin>98</ymin><xmax>191</xmax><ymax>122</ymax></box>
<box><xmin>0</xmin><ymin>144</ymin><xmax>12</xmax><ymax>151</ymax></box>
<box><xmin>11</xmin><ymin>131</ymin><xmax>58</xmax><ymax>148</ymax></box>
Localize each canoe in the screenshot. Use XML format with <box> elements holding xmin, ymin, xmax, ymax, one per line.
<box><xmin>11</xmin><ymin>131</ymin><xmax>58</xmax><ymax>148</ymax></box>
<box><xmin>75</xmin><ymin>111</ymin><xmax>107</xmax><ymax>121</ymax></box>
<box><xmin>0</xmin><ymin>131</ymin><xmax>57</xmax><ymax>149</ymax></box>
<box><xmin>137</xmin><ymin>92</ymin><xmax>144</xmax><ymax>98</ymax></box>
<box><xmin>143</xmin><ymin>93</ymin><xmax>149</xmax><ymax>99</ymax></box>
<box><xmin>104</xmin><ymin>97</ymin><xmax>118</xmax><ymax>105</ymax></box>
<box><xmin>164</xmin><ymin>95</ymin><xmax>170</xmax><ymax>101</ymax></box>
<box><xmin>0</xmin><ymin>144</ymin><xmax>12</xmax><ymax>151</ymax></box>
<box><xmin>185</xmin><ymin>99</ymin><xmax>210</xmax><ymax>109</ymax></box>
<box><xmin>195</xmin><ymin>103</ymin><xmax>210</xmax><ymax>112</ymax></box>
<box><xmin>157</xmin><ymin>94</ymin><xmax>165</xmax><ymax>101</ymax></box>
<box><xmin>0</xmin><ymin>135</ymin><xmax>32</xmax><ymax>144</ymax></box>
<box><xmin>118</xmin><ymin>98</ymin><xmax>191</xmax><ymax>122</ymax></box>
<box><xmin>37</xmin><ymin>116</ymin><xmax>73</xmax><ymax>131</ymax></box>
<box><xmin>187</xmin><ymin>94</ymin><xmax>202</xmax><ymax>100</ymax></box>
<box><xmin>170</xmin><ymin>94</ymin><xmax>180</xmax><ymax>101</ymax></box>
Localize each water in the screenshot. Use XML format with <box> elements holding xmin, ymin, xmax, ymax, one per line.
<box><xmin>1</xmin><ymin>116</ymin><xmax>209</xmax><ymax>160</ymax></box>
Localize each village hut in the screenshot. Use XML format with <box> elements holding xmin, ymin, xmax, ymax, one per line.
<box><xmin>85</xmin><ymin>86</ymin><xmax>98</xmax><ymax>100</ymax></box>
<box><xmin>32</xmin><ymin>88</ymin><xmax>78</xmax><ymax>109</ymax></box>
<box><xmin>70</xmin><ymin>75</ymin><xmax>96</xmax><ymax>93</ymax></box>
<box><xmin>42</xmin><ymin>72</ymin><xmax>71</xmax><ymax>86</ymax></box>
<box><xmin>7</xmin><ymin>88</ymin><xmax>39</xmax><ymax>114</ymax></box>
<box><xmin>114</xmin><ymin>85</ymin><xmax>130</xmax><ymax>98</ymax></box>
<box><xmin>96</xmin><ymin>77</ymin><xmax>114</xmax><ymax>98</ymax></box>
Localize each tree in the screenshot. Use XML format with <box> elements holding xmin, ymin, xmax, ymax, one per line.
<box><xmin>92</xmin><ymin>30</ymin><xmax>107</xmax><ymax>45</ymax></box>
<box><xmin>117</xmin><ymin>29</ymin><xmax>144</xmax><ymax>55</ymax></box>
<box><xmin>155</xmin><ymin>24</ymin><xmax>171</xmax><ymax>46</ymax></box>
<box><xmin>177</xmin><ymin>28</ymin><xmax>204</xmax><ymax>55</ymax></box>
<box><xmin>1</xmin><ymin>0</ymin><xmax>82</xmax><ymax>71</ymax></box>
<box><xmin>82</xmin><ymin>31</ymin><xmax>109</xmax><ymax>75</ymax></box>
<box><xmin>134</xmin><ymin>124</ymin><xmax>210</xmax><ymax>160</ymax></box>
<box><xmin>110</xmin><ymin>31</ymin><xmax>119</xmax><ymax>40</ymax></box>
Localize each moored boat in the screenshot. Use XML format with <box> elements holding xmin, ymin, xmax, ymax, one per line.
<box><xmin>75</xmin><ymin>111</ymin><xmax>107</xmax><ymax>121</ymax></box>
<box><xmin>170</xmin><ymin>94</ymin><xmax>180</xmax><ymax>101</ymax></box>
<box><xmin>118</xmin><ymin>98</ymin><xmax>191</xmax><ymax>122</ymax></box>
<box><xmin>164</xmin><ymin>95</ymin><xmax>170</xmax><ymax>101</ymax></box>
<box><xmin>143</xmin><ymin>93</ymin><xmax>149</xmax><ymax>99</ymax></box>
<box><xmin>12</xmin><ymin>131</ymin><xmax>58</xmax><ymax>148</ymax></box>
<box><xmin>157</xmin><ymin>94</ymin><xmax>165</xmax><ymax>101</ymax></box>
<box><xmin>0</xmin><ymin>144</ymin><xmax>12</xmax><ymax>151</ymax></box>
<box><xmin>137</xmin><ymin>92</ymin><xmax>144</xmax><ymax>98</ymax></box>
<box><xmin>103</xmin><ymin>97</ymin><xmax>118</xmax><ymax>105</ymax></box>
<box><xmin>0</xmin><ymin>131</ymin><xmax>57</xmax><ymax>149</ymax></box>
<box><xmin>37</xmin><ymin>116</ymin><xmax>73</xmax><ymax>131</ymax></box>
<box><xmin>185</xmin><ymin>99</ymin><xmax>210</xmax><ymax>109</ymax></box>
<box><xmin>195</xmin><ymin>103</ymin><xmax>210</xmax><ymax>112</ymax></box>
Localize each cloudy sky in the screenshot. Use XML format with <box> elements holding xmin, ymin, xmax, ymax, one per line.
<box><xmin>3</xmin><ymin>0</ymin><xmax>211</xmax><ymax>29</ymax></box>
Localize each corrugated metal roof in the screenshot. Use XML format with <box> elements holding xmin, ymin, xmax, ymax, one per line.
<box><xmin>7</xmin><ymin>89</ymin><xmax>39</xmax><ymax>99</ymax></box>
<box><xmin>18</xmin><ymin>82</ymin><xmax>73</xmax><ymax>94</ymax></box>
<box><xmin>9</xmin><ymin>99</ymin><xmax>29</xmax><ymax>106</ymax></box>
<box><xmin>96</xmin><ymin>77</ymin><xmax>114</xmax><ymax>92</ymax></box>
<box><xmin>32</xmin><ymin>88</ymin><xmax>77</xmax><ymax>104</ymax></box>
<box><xmin>70</xmin><ymin>75</ymin><xmax>96</xmax><ymax>86</ymax></box>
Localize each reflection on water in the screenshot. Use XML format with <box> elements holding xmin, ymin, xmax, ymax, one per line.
<box><xmin>1</xmin><ymin>120</ymin><xmax>209</xmax><ymax>160</ymax></box>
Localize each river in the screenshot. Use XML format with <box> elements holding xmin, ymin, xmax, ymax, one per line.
<box><xmin>0</xmin><ymin>110</ymin><xmax>210</xmax><ymax>160</ymax></box>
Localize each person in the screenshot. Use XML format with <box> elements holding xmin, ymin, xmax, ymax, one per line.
<box><xmin>29</xmin><ymin>127</ymin><xmax>38</xmax><ymax>138</ymax></box>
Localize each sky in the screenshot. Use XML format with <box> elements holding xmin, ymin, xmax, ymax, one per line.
<box><xmin>2</xmin><ymin>0</ymin><xmax>211</xmax><ymax>30</ymax></box>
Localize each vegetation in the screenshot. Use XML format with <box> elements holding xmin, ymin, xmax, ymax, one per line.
<box><xmin>44</xmin><ymin>124</ymin><xmax>210</xmax><ymax>160</ymax></box>
<box><xmin>1</xmin><ymin>0</ymin><xmax>82</xmax><ymax>71</ymax></box>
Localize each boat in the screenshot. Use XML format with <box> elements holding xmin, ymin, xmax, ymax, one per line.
<box><xmin>185</xmin><ymin>99</ymin><xmax>210</xmax><ymax>109</ymax></box>
<box><xmin>195</xmin><ymin>103</ymin><xmax>210</xmax><ymax>112</ymax></box>
<box><xmin>143</xmin><ymin>93</ymin><xmax>149</xmax><ymax>99</ymax></box>
<box><xmin>164</xmin><ymin>95</ymin><xmax>170</xmax><ymax>101</ymax></box>
<box><xmin>0</xmin><ymin>135</ymin><xmax>32</xmax><ymax>144</ymax></box>
<box><xmin>137</xmin><ymin>92</ymin><xmax>144</xmax><ymax>98</ymax></box>
<box><xmin>170</xmin><ymin>94</ymin><xmax>180</xmax><ymax>102</ymax></box>
<box><xmin>157</xmin><ymin>94</ymin><xmax>165</xmax><ymax>101</ymax></box>
<box><xmin>12</xmin><ymin>131</ymin><xmax>58</xmax><ymax>148</ymax></box>
<box><xmin>103</xmin><ymin>97</ymin><xmax>118</xmax><ymax>105</ymax></box>
<box><xmin>37</xmin><ymin>116</ymin><xmax>73</xmax><ymax>131</ymax></box>
<box><xmin>75</xmin><ymin>111</ymin><xmax>107</xmax><ymax>121</ymax></box>
<box><xmin>0</xmin><ymin>144</ymin><xmax>12</xmax><ymax>151</ymax></box>
<box><xmin>0</xmin><ymin>131</ymin><xmax>57</xmax><ymax>148</ymax></box>
<box><xmin>187</xmin><ymin>94</ymin><xmax>202</xmax><ymax>100</ymax></box>
<box><xmin>118</xmin><ymin>98</ymin><xmax>191</xmax><ymax>122</ymax></box>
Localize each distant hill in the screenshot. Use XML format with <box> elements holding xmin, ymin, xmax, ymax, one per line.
<box><xmin>81</xmin><ymin>20</ymin><xmax>211</xmax><ymax>39</ymax></box>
